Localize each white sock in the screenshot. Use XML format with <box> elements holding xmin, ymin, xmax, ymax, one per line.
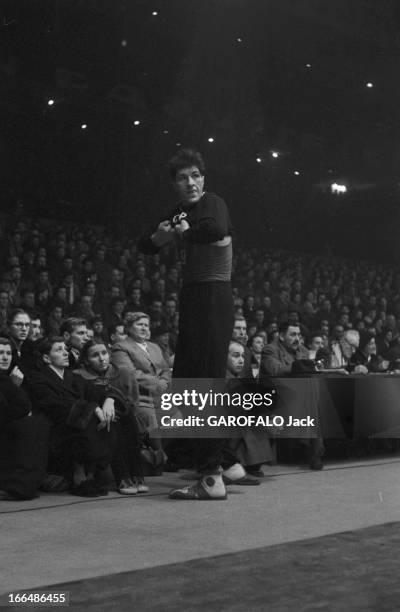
<box><xmin>201</xmin><ymin>474</ymin><xmax>226</xmax><ymax>497</ymax></box>
<box><xmin>222</xmin><ymin>463</ymin><xmax>246</xmax><ymax>481</ymax></box>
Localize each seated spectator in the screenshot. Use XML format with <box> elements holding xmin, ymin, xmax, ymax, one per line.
<box><xmin>108</xmin><ymin>323</ymin><xmax>127</xmax><ymax>346</ymax></box>
<box><xmin>243</xmin><ymin>294</ymin><xmax>256</xmax><ymax>320</ymax></box>
<box><xmin>6</xmin><ymin>308</ymin><xmax>31</xmax><ymax>368</ymax></box>
<box><xmin>35</xmin><ymin>270</ymin><xmax>53</xmax><ymax>301</ymax></box>
<box><xmin>152</xmin><ymin>326</ymin><xmax>175</xmax><ymax>369</ymax></box>
<box><xmin>20</xmin><ymin>290</ymin><xmax>36</xmax><ymax>315</ymax></box>
<box><xmin>0</xmin><ymin>336</ymin><xmax>49</xmax><ymax>500</ymax></box>
<box><xmin>166</xmin><ymin>266</ymin><xmax>180</xmax><ymax>294</ymax></box>
<box><xmin>376</xmin><ymin>329</ymin><xmax>393</xmax><ymax>359</ymax></box>
<box><xmin>90</xmin><ymin>316</ymin><xmax>108</xmax><ymax>344</ymax></box>
<box><xmin>60</xmin><ymin>317</ymin><xmax>89</xmax><ymax>369</ymax></box>
<box><xmin>232</xmin><ymin>315</ymin><xmax>253</xmax><ymax>377</ymax></box>
<box><xmin>28</xmin><ymin>337</ymin><xmax>115</xmax><ymax>497</ymax></box>
<box><xmin>19</xmin><ymin>312</ymin><xmax>44</xmax><ymax>375</ymax></box>
<box><xmin>74</xmin><ymin>295</ymin><xmax>96</xmax><ymax>321</ymax></box>
<box><xmin>62</xmin><ymin>273</ymin><xmax>80</xmax><ymax>308</ymax></box>
<box><xmin>46</xmin><ymin>304</ymin><xmax>64</xmax><ymax>336</ymax></box>
<box><xmin>36</xmin><ymin>287</ymin><xmax>51</xmax><ymax>314</ymax></box>
<box><xmin>260</xmin><ymin>322</ymin><xmax>309</xmax><ymax>377</ymax></box>
<box><xmin>104</xmin><ymin>297</ymin><xmax>125</xmax><ymax>328</ymax></box>
<box><xmin>164</xmin><ymin>297</ymin><xmax>178</xmax><ymax>331</ymax></box>
<box><xmin>126</xmin><ymin>287</ymin><xmax>146</xmax><ymax>312</ymax></box>
<box><xmin>83</xmin><ymin>281</ymin><xmax>103</xmax><ymax>315</ymax></box>
<box><xmin>305</xmin><ymin>331</ymin><xmax>325</xmax><ymax>360</ymax></box>
<box><xmin>329</xmin><ymin>329</ymin><xmax>368</xmax><ymax>373</ymax></box>
<box><xmin>111</xmin><ymin>312</ymin><xmax>170</xmax><ymax>465</ymax></box>
<box><xmin>29</xmin><ymin>313</ymin><xmax>43</xmax><ymax>342</ymax></box>
<box><xmin>260</xmin><ymin>322</ymin><xmax>325</xmax><ymax>470</ymax></box>
<box><xmin>386</xmin><ymin>334</ymin><xmax>400</xmax><ymax>371</ymax></box>
<box><xmin>254</xmin><ymin>308</ymin><xmax>267</xmax><ymax>332</ymax></box>
<box><xmin>248</xmin><ymin>333</ymin><xmax>265</xmax><ymax>380</ymax></box>
<box><xmin>53</xmin><ymin>286</ymin><xmax>69</xmax><ymax>312</ymax></box>
<box><xmin>147</xmin><ymin>300</ymin><xmax>164</xmax><ymax>334</ymax></box>
<box><xmin>352</xmin><ymin>331</ymin><xmax>389</xmax><ymax>373</ymax></box>
<box><xmin>331</xmin><ymin>324</ymin><xmax>345</xmax><ymax>342</ymax></box>
<box><xmin>74</xmin><ymin>340</ymin><xmax>147</xmax><ymax>494</ymax></box>
<box><xmin>225</xmin><ymin>340</ymin><xmax>274</xmax><ymax>477</ymax></box>
<box><xmin>0</xmin><ymin>290</ymin><xmax>10</xmax><ymax>328</ymax></box>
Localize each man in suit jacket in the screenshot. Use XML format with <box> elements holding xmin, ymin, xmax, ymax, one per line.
<box><xmin>260</xmin><ymin>322</ymin><xmax>309</xmax><ymax>378</ymax></box>
<box><xmin>260</xmin><ymin>322</ymin><xmax>324</xmax><ymax>470</ymax></box>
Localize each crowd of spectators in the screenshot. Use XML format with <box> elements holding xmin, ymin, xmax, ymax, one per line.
<box><xmin>2</xmin><ymin>206</ymin><xmax>400</xmax><ymax>500</ymax></box>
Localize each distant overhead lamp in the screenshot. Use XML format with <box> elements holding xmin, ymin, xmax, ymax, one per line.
<box><xmin>331</xmin><ymin>182</ymin><xmax>347</xmax><ymax>194</ymax></box>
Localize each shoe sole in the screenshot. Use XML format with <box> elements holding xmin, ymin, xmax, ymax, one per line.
<box><xmin>222</xmin><ymin>476</ymin><xmax>260</xmax><ymax>486</ymax></box>
<box><xmin>169</xmin><ymin>494</ymin><xmax>227</xmax><ymax>500</ymax></box>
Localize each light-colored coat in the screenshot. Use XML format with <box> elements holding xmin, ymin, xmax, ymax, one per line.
<box><xmin>111</xmin><ymin>337</ymin><xmax>171</xmax><ymax>399</ymax></box>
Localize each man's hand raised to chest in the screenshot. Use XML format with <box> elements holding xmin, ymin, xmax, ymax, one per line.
<box><xmin>151</xmin><ymin>220</ymin><xmax>174</xmax><ymax>247</ymax></box>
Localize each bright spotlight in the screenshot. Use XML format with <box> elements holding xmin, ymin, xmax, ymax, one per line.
<box><xmin>331</xmin><ymin>182</ymin><xmax>347</xmax><ymax>194</ymax></box>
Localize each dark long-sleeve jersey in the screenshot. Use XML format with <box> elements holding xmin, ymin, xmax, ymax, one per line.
<box><xmin>138</xmin><ymin>192</ymin><xmax>233</xmax><ymax>285</ymax></box>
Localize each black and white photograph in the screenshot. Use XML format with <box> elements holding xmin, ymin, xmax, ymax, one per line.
<box><xmin>1</xmin><ymin>1</ymin><xmax>400</xmax><ymax>610</ymax></box>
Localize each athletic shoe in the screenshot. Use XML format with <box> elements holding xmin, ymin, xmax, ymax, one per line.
<box><xmin>118</xmin><ymin>479</ymin><xmax>138</xmax><ymax>495</ymax></box>
<box><xmin>169</xmin><ymin>475</ymin><xmax>227</xmax><ymax>500</ymax></box>
<box><xmin>133</xmin><ymin>477</ymin><xmax>149</xmax><ymax>493</ymax></box>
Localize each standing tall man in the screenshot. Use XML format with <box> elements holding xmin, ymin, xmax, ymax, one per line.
<box><xmin>140</xmin><ymin>148</ymin><xmax>244</xmax><ymax>499</ymax></box>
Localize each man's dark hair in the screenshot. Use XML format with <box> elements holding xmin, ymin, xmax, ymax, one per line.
<box><xmin>90</xmin><ymin>315</ymin><xmax>103</xmax><ymax>326</ymax></box>
<box><xmin>7</xmin><ymin>308</ymin><xmax>30</xmax><ymax>326</ymax></box>
<box><xmin>278</xmin><ymin>321</ymin><xmax>300</xmax><ymax>335</ymax></box>
<box><xmin>305</xmin><ymin>331</ymin><xmax>324</xmax><ymax>348</ymax></box>
<box><xmin>60</xmin><ymin>317</ymin><xmax>87</xmax><ymax>336</ymax></box>
<box><xmin>108</xmin><ymin>322</ymin><xmax>125</xmax><ymax>337</ymax></box>
<box><xmin>36</xmin><ymin>336</ymin><xmax>64</xmax><ymax>357</ymax></box>
<box><xmin>168</xmin><ymin>148</ymin><xmax>206</xmax><ymax>180</ymax></box>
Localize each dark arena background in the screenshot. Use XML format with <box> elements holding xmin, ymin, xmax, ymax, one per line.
<box><xmin>2</xmin><ymin>2</ymin><xmax>400</xmax><ymax>611</ymax></box>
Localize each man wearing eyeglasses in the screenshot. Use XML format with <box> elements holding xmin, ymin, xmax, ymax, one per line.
<box><xmin>7</xmin><ymin>309</ymin><xmax>31</xmax><ymax>375</ymax></box>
